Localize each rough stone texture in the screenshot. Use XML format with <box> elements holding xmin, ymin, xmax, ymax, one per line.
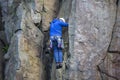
<box><xmin>0</xmin><ymin>0</ymin><xmax>43</xmax><ymax>43</ymax></box>
<box><xmin>109</xmin><ymin>0</ymin><xmax>120</xmax><ymax>52</ymax></box>
<box><xmin>0</xmin><ymin>0</ymin><xmax>44</xmax><ymax>80</ymax></box>
<box><xmin>42</xmin><ymin>0</ymin><xmax>59</xmax><ymax>31</ymax></box>
<box><xmin>4</xmin><ymin>28</ymin><xmax>44</xmax><ymax>80</ymax></box>
<box><xmin>103</xmin><ymin>0</ymin><xmax>120</xmax><ymax>80</ymax></box>
<box><xmin>0</xmin><ymin>0</ymin><xmax>120</xmax><ymax>80</ymax></box>
<box><xmin>58</xmin><ymin>0</ymin><xmax>72</xmax><ymax>20</ymax></box>
<box><xmin>0</xmin><ymin>38</ymin><xmax>4</xmax><ymax>80</ymax></box>
<box><xmin>98</xmin><ymin>53</ymin><xmax>120</xmax><ymax>80</ymax></box>
<box><xmin>0</xmin><ymin>5</ymin><xmax>4</xmax><ymax>31</ymax></box>
<box><xmin>68</xmin><ymin>0</ymin><xmax>117</xmax><ymax>80</ymax></box>
<box><xmin>5</xmin><ymin>24</ymin><xmax>44</xmax><ymax>80</ymax></box>
<box><xmin>0</xmin><ymin>31</ymin><xmax>7</xmax><ymax>46</ymax></box>
<box><xmin>0</xmin><ymin>31</ymin><xmax>7</xmax><ymax>80</ymax></box>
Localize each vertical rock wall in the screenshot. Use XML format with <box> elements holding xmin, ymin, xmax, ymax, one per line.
<box><xmin>0</xmin><ymin>4</ymin><xmax>7</xmax><ymax>80</ymax></box>
<box><xmin>0</xmin><ymin>31</ymin><xmax>6</xmax><ymax>80</ymax></box>
<box><xmin>0</xmin><ymin>0</ymin><xmax>45</xmax><ymax>80</ymax></box>
<box><xmin>0</xmin><ymin>0</ymin><xmax>120</xmax><ymax>80</ymax></box>
<box><xmin>104</xmin><ymin>0</ymin><xmax>120</xmax><ymax>80</ymax></box>
<box><xmin>109</xmin><ymin>0</ymin><xmax>120</xmax><ymax>52</ymax></box>
<box><xmin>42</xmin><ymin>0</ymin><xmax>60</xmax><ymax>31</ymax></box>
<box><xmin>68</xmin><ymin>0</ymin><xmax>117</xmax><ymax>80</ymax></box>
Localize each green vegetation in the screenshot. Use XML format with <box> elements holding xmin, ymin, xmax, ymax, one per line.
<box><xmin>2</xmin><ymin>45</ymin><xmax>9</xmax><ymax>53</ymax></box>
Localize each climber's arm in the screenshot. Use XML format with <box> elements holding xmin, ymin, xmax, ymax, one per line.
<box><xmin>59</xmin><ymin>21</ymin><xmax>68</xmax><ymax>27</ymax></box>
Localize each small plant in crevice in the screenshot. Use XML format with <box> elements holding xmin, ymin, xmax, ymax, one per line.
<box><xmin>2</xmin><ymin>45</ymin><xmax>9</xmax><ymax>53</ymax></box>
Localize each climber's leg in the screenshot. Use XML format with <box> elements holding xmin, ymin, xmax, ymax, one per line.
<box><xmin>54</xmin><ymin>47</ymin><xmax>59</xmax><ymax>63</ymax></box>
<box><xmin>58</xmin><ymin>48</ymin><xmax>63</xmax><ymax>68</ymax></box>
<box><xmin>54</xmin><ymin>47</ymin><xmax>60</xmax><ymax>69</ymax></box>
<box><xmin>58</xmin><ymin>48</ymin><xmax>63</xmax><ymax>63</ymax></box>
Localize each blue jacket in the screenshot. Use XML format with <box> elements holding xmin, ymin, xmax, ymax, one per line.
<box><xmin>50</xmin><ymin>18</ymin><xmax>68</xmax><ymax>36</ymax></box>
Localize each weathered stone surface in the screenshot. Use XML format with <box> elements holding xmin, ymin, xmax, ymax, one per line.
<box><xmin>0</xmin><ymin>5</ymin><xmax>4</xmax><ymax>31</ymax></box>
<box><xmin>42</xmin><ymin>0</ymin><xmax>59</xmax><ymax>31</ymax></box>
<box><xmin>0</xmin><ymin>40</ymin><xmax>4</xmax><ymax>80</ymax></box>
<box><xmin>0</xmin><ymin>31</ymin><xmax>7</xmax><ymax>45</ymax></box>
<box><xmin>0</xmin><ymin>0</ymin><xmax>43</xmax><ymax>43</ymax></box>
<box><xmin>68</xmin><ymin>0</ymin><xmax>117</xmax><ymax>80</ymax></box>
<box><xmin>0</xmin><ymin>0</ymin><xmax>44</xmax><ymax>80</ymax></box>
<box><xmin>105</xmin><ymin>0</ymin><xmax>120</xmax><ymax>80</ymax></box>
<box><xmin>0</xmin><ymin>31</ymin><xmax>7</xmax><ymax>80</ymax></box>
<box><xmin>4</xmin><ymin>22</ymin><xmax>44</xmax><ymax>80</ymax></box>
<box><xmin>98</xmin><ymin>53</ymin><xmax>120</xmax><ymax>80</ymax></box>
<box><xmin>58</xmin><ymin>0</ymin><xmax>72</xmax><ymax>20</ymax></box>
<box><xmin>109</xmin><ymin>0</ymin><xmax>120</xmax><ymax>52</ymax></box>
<box><xmin>0</xmin><ymin>0</ymin><xmax>120</xmax><ymax>80</ymax></box>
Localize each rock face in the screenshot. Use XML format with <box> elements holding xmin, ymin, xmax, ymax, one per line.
<box><xmin>0</xmin><ymin>4</ymin><xmax>7</xmax><ymax>80</ymax></box>
<box><xmin>0</xmin><ymin>42</ymin><xmax>4</xmax><ymax>80</ymax></box>
<box><xmin>68</xmin><ymin>0</ymin><xmax>117</xmax><ymax>80</ymax></box>
<box><xmin>0</xmin><ymin>31</ymin><xmax>7</xmax><ymax>80</ymax></box>
<box><xmin>109</xmin><ymin>0</ymin><xmax>120</xmax><ymax>52</ymax></box>
<box><xmin>106</xmin><ymin>0</ymin><xmax>120</xmax><ymax>79</ymax></box>
<box><xmin>0</xmin><ymin>0</ymin><xmax>120</xmax><ymax>80</ymax></box>
<box><xmin>42</xmin><ymin>0</ymin><xmax>60</xmax><ymax>31</ymax></box>
<box><xmin>4</xmin><ymin>28</ymin><xmax>44</xmax><ymax>80</ymax></box>
<box><xmin>0</xmin><ymin>0</ymin><xmax>44</xmax><ymax>80</ymax></box>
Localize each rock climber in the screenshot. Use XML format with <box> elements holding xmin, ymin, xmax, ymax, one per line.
<box><xmin>49</xmin><ymin>18</ymin><xmax>68</xmax><ymax>69</ymax></box>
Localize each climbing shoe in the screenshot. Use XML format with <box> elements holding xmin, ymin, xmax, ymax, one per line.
<box><xmin>59</xmin><ymin>63</ymin><xmax>62</xmax><ymax>68</ymax></box>
<box><xmin>56</xmin><ymin>63</ymin><xmax>60</xmax><ymax>69</ymax></box>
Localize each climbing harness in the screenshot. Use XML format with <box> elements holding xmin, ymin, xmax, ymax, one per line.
<box><xmin>50</xmin><ymin>36</ymin><xmax>64</xmax><ymax>49</ymax></box>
